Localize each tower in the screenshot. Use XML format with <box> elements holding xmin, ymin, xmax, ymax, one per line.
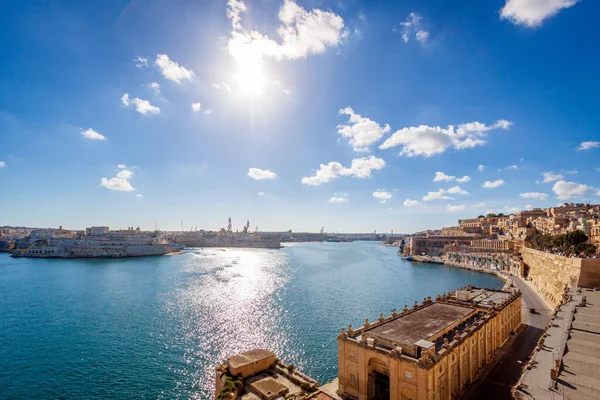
<box><xmin>227</xmin><ymin>217</ymin><xmax>232</xmax><ymax>233</ymax></box>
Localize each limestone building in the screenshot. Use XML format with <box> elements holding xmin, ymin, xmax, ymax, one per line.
<box><xmin>336</xmin><ymin>287</ymin><xmax>521</xmax><ymax>400</ymax></box>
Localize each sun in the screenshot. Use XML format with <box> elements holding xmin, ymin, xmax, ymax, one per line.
<box><xmin>235</xmin><ymin>57</ymin><xmax>268</xmax><ymax>98</ymax></box>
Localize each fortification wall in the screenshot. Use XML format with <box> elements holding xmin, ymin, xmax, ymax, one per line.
<box><xmin>522</xmin><ymin>248</ymin><xmax>600</xmax><ymax>307</ymax></box>
<box><xmin>579</xmin><ymin>258</ymin><xmax>600</xmax><ymax>288</ymax></box>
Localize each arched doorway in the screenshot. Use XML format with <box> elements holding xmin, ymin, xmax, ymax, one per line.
<box><xmin>367</xmin><ymin>358</ymin><xmax>389</xmax><ymax>400</ymax></box>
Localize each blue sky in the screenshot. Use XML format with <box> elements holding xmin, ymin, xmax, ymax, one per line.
<box><xmin>1</xmin><ymin>0</ymin><xmax>599</xmax><ymax>233</ymax></box>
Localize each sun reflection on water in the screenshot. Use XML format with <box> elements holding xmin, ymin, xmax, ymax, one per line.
<box><xmin>160</xmin><ymin>248</ymin><xmax>296</xmax><ymax>398</ymax></box>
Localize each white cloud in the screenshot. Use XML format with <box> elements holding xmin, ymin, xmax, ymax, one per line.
<box><xmin>227</xmin><ymin>0</ymin><xmax>346</xmax><ymax>67</ymax></box>
<box><xmin>396</xmin><ymin>12</ymin><xmax>429</xmax><ymax>43</ymax></box>
<box><xmin>248</xmin><ymin>168</ymin><xmax>277</xmax><ymax>180</ymax></box>
<box><xmin>504</xmin><ymin>206</ymin><xmax>520</xmax><ymax>213</ymax></box>
<box><xmin>301</xmin><ymin>156</ymin><xmax>385</xmax><ymax>185</ymax></box>
<box><xmin>379</xmin><ymin>119</ymin><xmax>511</xmax><ymax>157</ymax></box>
<box><xmin>337</xmin><ymin>107</ymin><xmax>390</xmax><ymax>152</ymax></box>
<box><xmin>447</xmin><ymin>204</ymin><xmax>466</xmax><ymax>212</ymax></box>
<box><xmin>81</xmin><ymin>128</ymin><xmax>106</xmax><ymax>141</ymax></box>
<box><xmin>542</xmin><ymin>172</ymin><xmax>564</xmax><ymax>183</ymax></box>
<box><xmin>101</xmin><ymin>165</ymin><xmax>136</xmax><ymax>192</ymax></box>
<box><xmin>552</xmin><ymin>180</ymin><xmax>591</xmax><ymax>200</ymax></box>
<box><xmin>213</xmin><ymin>82</ymin><xmax>232</xmax><ymax>92</ymax></box>
<box><xmin>191</xmin><ymin>102</ymin><xmax>202</xmax><ymax>113</ymax></box>
<box><xmin>155</xmin><ymin>54</ymin><xmax>194</xmax><ymax>83</ymax></box>
<box><xmin>520</xmin><ymin>192</ymin><xmax>548</xmax><ymax>200</ymax></box>
<box><xmin>136</xmin><ymin>194</ymin><xmax>143</xmax><ymax>198</ymax></box>
<box><xmin>403</xmin><ymin>199</ymin><xmax>421</xmax><ymax>207</ymax></box>
<box><xmin>447</xmin><ymin>186</ymin><xmax>469</xmax><ymax>195</ymax></box>
<box><xmin>433</xmin><ymin>172</ymin><xmax>454</xmax><ymax>182</ymax></box>
<box><xmin>423</xmin><ymin>189</ymin><xmax>453</xmax><ymax>201</ymax></box>
<box><xmin>0</xmin><ymin>161</ymin><xmax>5</xmax><ymax>167</ymax></box>
<box><xmin>416</xmin><ymin>30</ymin><xmax>429</xmax><ymax>42</ymax></box>
<box><xmin>433</xmin><ymin>171</ymin><xmax>470</xmax><ymax>183</ymax></box>
<box><xmin>258</xmin><ymin>192</ymin><xmax>265</xmax><ymax>196</ymax></box>
<box><xmin>576</xmin><ymin>141</ymin><xmax>600</xmax><ymax>151</ymax></box>
<box><xmin>482</xmin><ymin>180</ymin><xmax>505</xmax><ymax>189</ymax></box>
<box><xmin>116</xmin><ymin>169</ymin><xmax>134</xmax><ymax>179</ymax></box>
<box><xmin>135</xmin><ymin>57</ymin><xmax>148</xmax><ymax>68</ymax></box>
<box><xmin>506</xmin><ymin>164</ymin><xmax>518</xmax><ymax>170</ymax></box>
<box><xmin>472</xmin><ymin>202</ymin><xmax>486</xmax><ymax>208</ymax></box>
<box><xmin>204</xmin><ymin>109</ymin><xmax>213</xmax><ymax>115</ymax></box>
<box><xmin>121</xmin><ymin>93</ymin><xmax>160</xmax><ymax>115</ymax></box>
<box><xmin>373</xmin><ymin>190</ymin><xmax>392</xmax><ymax>202</ymax></box>
<box><xmin>501</xmin><ymin>0</ymin><xmax>580</xmax><ymax>28</ymax></box>
<box><xmin>478</xmin><ymin>165</ymin><xmax>485</xmax><ymax>172</ymax></box>
<box><xmin>150</xmin><ymin>82</ymin><xmax>160</xmax><ymax>96</ymax></box>
<box><xmin>100</xmin><ymin>177</ymin><xmax>135</xmax><ymax>191</ymax></box>
<box><xmin>329</xmin><ymin>196</ymin><xmax>348</xmax><ymax>203</ymax></box>
<box><xmin>525</xmin><ymin>204</ymin><xmax>533</xmax><ymax>209</ymax></box>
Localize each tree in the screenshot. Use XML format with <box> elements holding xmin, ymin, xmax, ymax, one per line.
<box><xmin>576</xmin><ymin>243</ymin><xmax>597</xmax><ymax>256</ymax></box>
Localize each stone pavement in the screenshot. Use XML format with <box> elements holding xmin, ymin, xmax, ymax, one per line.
<box><xmin>515</xmin><ymin>288</ymin><xmax>600</xmax><ymax>399</ymax></box>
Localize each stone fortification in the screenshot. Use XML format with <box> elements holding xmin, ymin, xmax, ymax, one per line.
<box><xmin>522</xmin><ymin>248</ymin><xmax>600</xmax><ymax>307</ymax></box>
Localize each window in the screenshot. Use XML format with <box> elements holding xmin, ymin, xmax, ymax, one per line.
<box><xmin>350</xmin><ymin>374</ymin><xmax>356</xmax><ymax>385</ymax></box>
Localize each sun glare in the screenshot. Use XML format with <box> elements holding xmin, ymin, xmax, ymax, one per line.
<box><xmin>235</xmin><ymin>58</ymin><xmax>268</xmax><ymax>98</ymax></box>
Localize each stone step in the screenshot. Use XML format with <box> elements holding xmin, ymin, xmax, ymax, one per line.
<box><xmin>571</xmin><ymin>330</ymin><xmax>600</xmax><ymax>344</ymax></box>
<box><xmin>574</xmin><ymin>310</ymin><xmax>600</xmax><ymax>324</ymax></box>
<box><xmin>557</xmin><ymin>368</ymin><xmax>600</xmax><ymax>392</ymax></box>
<box><xmin>563</xmin><ymin>353</ymin><xmax>600</xmax><ymax>379</ymax></box>
<box><xmin>567</xmin><ymin>339</ymin><xmax>600</xmax><ymax>359</ymax></box>
<box><xmin>572</xmin><ymin>320</ymin><xmax>600</xmax><ymax>334</ymax></box>
<box><xmin>561</xmin><ymin>384</ymin><xmax>600</xmax><ymax>400</ymax></box>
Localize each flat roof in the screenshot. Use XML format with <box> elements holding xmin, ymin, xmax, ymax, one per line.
<box><xmin>365</xmin><ymin>303</ymin><xmax>475</xmax><ymax>346</ymax></box>
<box><xmin>458</xmin><ymin>288</ymin><xmax>513</xmax><ymax>308</ymax></box>
<box><xmin>228</xmin><ymin>349</ymin><xmax>275</xmax><ymax>371</ymax></box>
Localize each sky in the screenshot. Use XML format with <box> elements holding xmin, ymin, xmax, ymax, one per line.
<box><xmin>0</xmin><ymin>0</ymin><xmax>599</xmax><ymax>233</ymax></box>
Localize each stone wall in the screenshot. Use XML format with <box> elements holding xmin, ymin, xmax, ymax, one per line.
<box><xmin>522</xmin><ymin>248</ymin><xmax>600</xmax><ymax>307</ymax></box>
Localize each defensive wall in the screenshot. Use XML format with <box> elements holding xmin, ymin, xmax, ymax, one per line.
<box><xmin>522</xmin><ymin>248</ymin><xmax>600</xmax><ymax>307</ymax></box>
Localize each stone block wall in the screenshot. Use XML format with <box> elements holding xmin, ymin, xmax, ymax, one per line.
<box><xmin>522</xmin><ymin>248</ymin><xmax>600</xmax><ymax>307</ymax></box>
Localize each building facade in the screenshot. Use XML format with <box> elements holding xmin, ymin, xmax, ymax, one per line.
<box><xmin>336</xmin><ymin>287</ymin><xmax>522</xmax><ymax>400</ymax></box>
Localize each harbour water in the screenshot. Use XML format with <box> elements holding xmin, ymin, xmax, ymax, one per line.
<box><xmin>0</xmin><ymin>241</ymin><xmax>502</xmax><ymax>399</ymax></box>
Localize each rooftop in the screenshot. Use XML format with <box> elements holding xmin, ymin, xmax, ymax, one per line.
<box><xmin>456</xmin><ymin>287</ymin><xmax>514</xmax><ymax>309</ymax></box>
<box><xmin>364</xmin><ymin>302</ymin><xmax>475</xmax><ymax>349</ymax></box>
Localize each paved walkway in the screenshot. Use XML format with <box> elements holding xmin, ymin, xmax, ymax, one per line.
<box><xmin>462</xmin><ymin>273</ymin><xmax>552</xmax><ymax>400</ymax></box>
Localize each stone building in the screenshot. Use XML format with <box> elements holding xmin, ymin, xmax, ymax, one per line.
<box><xmin>336</xmin><ymin>287</ymin><xmax>522</xmax><ymax>400</ymax></box>
<box><xmin>405</xmin><ymin>235</ymin><xmax>475</xmax><ymax>256</ymax></box>
<box><xmin>215</xmin><ymin>349</ymin><xmax>328</xmax><ymax>400</ymax></box>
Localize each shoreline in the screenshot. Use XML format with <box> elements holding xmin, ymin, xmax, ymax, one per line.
<box><xmin>410</xmin><ymin>255</ymin><xmax>512</xmax><ymax>291</ymax></box>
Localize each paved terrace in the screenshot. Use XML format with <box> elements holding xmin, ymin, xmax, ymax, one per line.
<box><xmin>515</xmin><ymin>288</ymin><xmax>600</xmax><ymax>399</ymax></box>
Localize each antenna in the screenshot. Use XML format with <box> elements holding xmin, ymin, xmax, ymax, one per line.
<box><xmin>181</xmin><ymin>219</ymin><xmax>184</xmax><ymax>232</ymax></box>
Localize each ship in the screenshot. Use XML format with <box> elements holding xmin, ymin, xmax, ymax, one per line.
<box><xmin>173</xmin><ymin>218</ymin><xmax>282</xmax><ymax>249</ymax></box>
<box><xmin>173</xmin><ymin>232</ymin><xmax>282</xmax><ymax>249</ymax></box>
<box><xmin>10</xmin><ymin>226</ymin><xmax>174</xmax><ymax>258</ymax></box>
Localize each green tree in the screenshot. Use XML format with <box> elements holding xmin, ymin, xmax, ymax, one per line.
<box><xmin>576</xmin><ymin>243</ymin><xmax>597</xmax><ymax>256</ymax></box>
